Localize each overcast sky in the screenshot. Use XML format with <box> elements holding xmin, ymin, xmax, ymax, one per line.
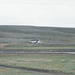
<box><xmin>0</xmin><ymin>0</ymin><xmax>75</xmax><ymax>27</ymax></box>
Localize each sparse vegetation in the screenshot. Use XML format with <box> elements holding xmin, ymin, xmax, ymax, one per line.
<box><xmin>0</xmin><ymin>67</ymin><xmax>46</xmax><ymax>75</ymax></box>
<box><xmin>0</xmin><ymin>54</ymin><xmax>75</xmax><ymax>74</ymax></box>
<box><xmin>0</xmin><ymin>43</ymin><xmax>75</xmax><ymax>52</ymax></box>
<box><xmin>0</xmin><ymin>26</ymin><xmax>75</xmax><ymax>44</ymax></box>
<box><xmin>3</xmin><ymin>46</ymin><xmax>75</xmax><ymax>50</ymax></box>
<box><xmin>0</xmin><ymin>26</ymin><xmax>75</xmax><ymax>75</ymax></box>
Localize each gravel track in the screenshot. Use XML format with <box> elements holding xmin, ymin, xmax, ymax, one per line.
<box><xmin>0</xmin><ymin>49</ymin><xmax>75</xmax><ymax>54</ymax></box>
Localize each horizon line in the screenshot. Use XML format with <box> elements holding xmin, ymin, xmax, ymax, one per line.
<box><xmin>0</xmin><ymin>25</ymin><xmax>75</xmax><ymax>28</ymax></box>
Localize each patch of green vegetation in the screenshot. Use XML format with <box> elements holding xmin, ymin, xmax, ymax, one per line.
<box><xmin>0</xmin><ymin>54</ymin><xmax>75</xmax><ymax>74</ymax></box>
<box><xmin>0</xmin><ymin>67</ymin><xmax>45</xmax><ymax>75</ymax></box>
<box><xmin>1</xmin><ymin>43</ymin><xmax>75</xmax><ymax>51</ymax></box>
<box><xmin>2</xmin><ymin>46</ymin><xmax>75</xmax><ymax>50</ymax></box>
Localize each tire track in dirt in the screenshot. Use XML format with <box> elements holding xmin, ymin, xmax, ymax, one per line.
<box><xmin>0</xmin><ymin>49</ymin><xmax>75</xmax><ymax>54</ymax></box>
<box><xmin>0</xmin><ymin>64</ymin><xmax>74</xmax><ymax>75</ymax></box>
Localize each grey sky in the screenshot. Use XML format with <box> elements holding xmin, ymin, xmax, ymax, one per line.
<box><xmin>0</xmin><ymin>0</ymin><xmax>75</xmax><ymax>27</ymax></box>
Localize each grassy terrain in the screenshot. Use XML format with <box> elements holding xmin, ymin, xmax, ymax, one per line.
<box><xmin>0</xmin><ymin>26</ymin><xmax>75</xmax><ymax>51</ymax></box>
<box><xmin>0</xmin><ymin>25</ymin><xmax>75</xmax><ymax>45</ymax></box>
<box><xmin>0</xmin><ymin>67</ymin><xmax>48</xmax><ymax>75</ymax></box>
<box><xmin>0</xmin><ymin>43</ymin><xmax>75</xmax><ymax>52</ymax></box>
<box><xmin>0</xmin><ymin>54</ymin><xmax>75</xmax><ymax>74</ymax></box>
<box><xmin>0</xmin><ymin>26</ymin><xmax>75</xmax><ymax>75</ymax></box>
<box><xmin>3</xmin><ymin>46</ymin><xmax>75</xmax><ymax>50</ymax></box>
<box><xmin>0</xmin><ymin>68</ymin><xmax>28</xmax><ymax>75</ymax></box>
